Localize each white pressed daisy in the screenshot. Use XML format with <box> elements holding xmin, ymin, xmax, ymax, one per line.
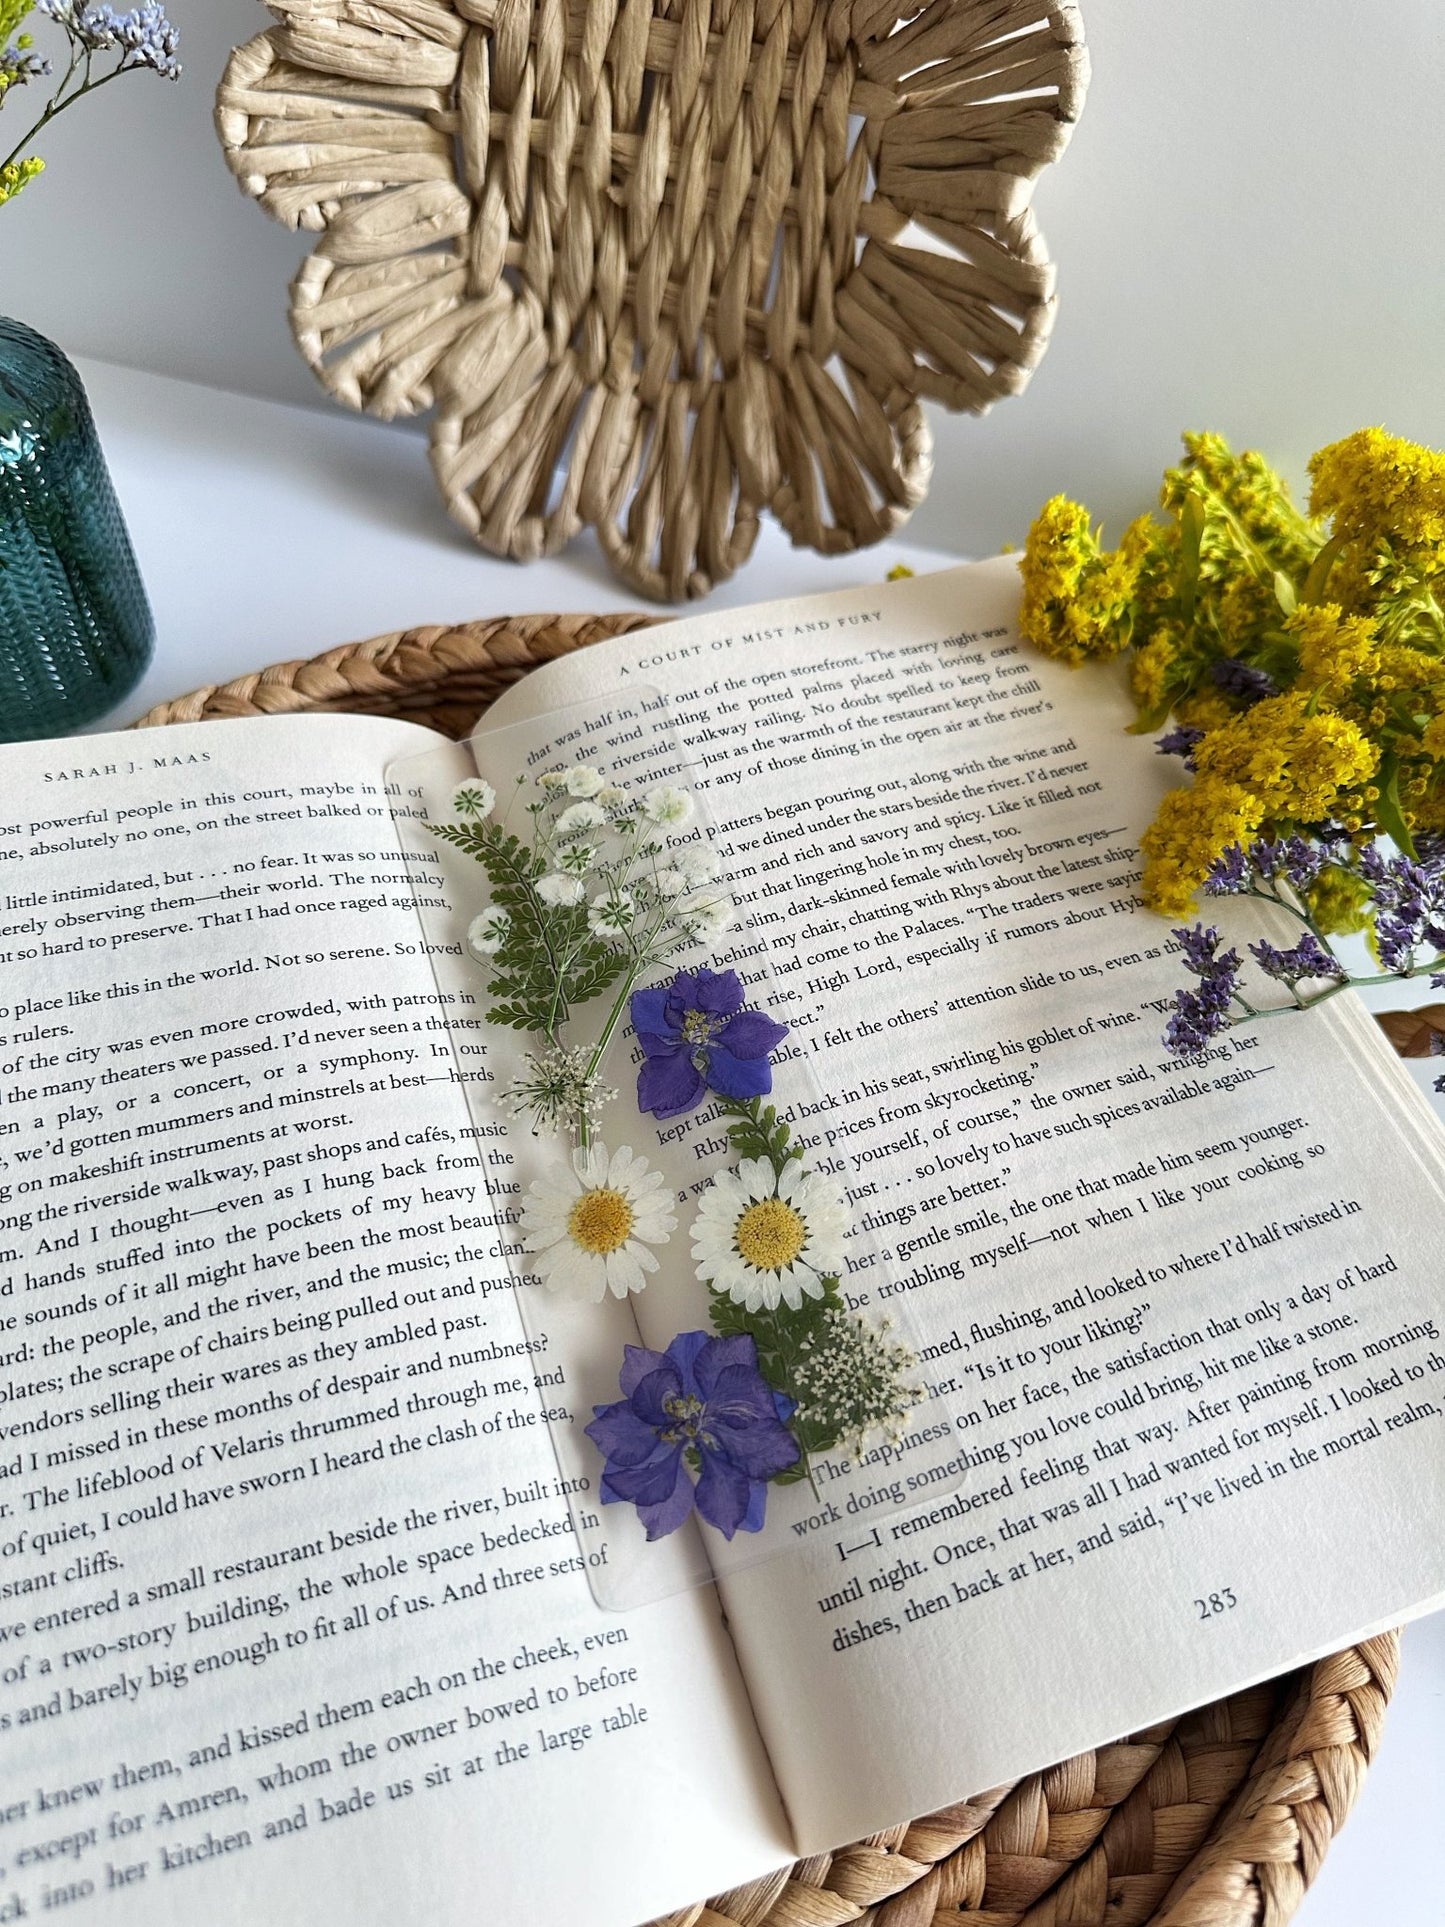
<box><xmin>556</xmin><ymin>800</ymin><xmax>607</xmax><ymax>838</ymax></box>
<box><xmin>521</xmin><ymin>1144</ymin><xmax>676</xmax><ymax>1300</ymax></box>
<box><xmin>692</xmin><ymin>1157</ymin><xmax>849</xmax><ymax>1312</ymax></box>
<box><xmin>536</xmin><ymin>872</ymin><xmax>585</xmax><ymax>906</ymax></box>
<box><xmin>563</xmin><ymin>765</ymin><xmax>605</xmax><ymax>798</ymax></box>
<box><xmin>467</xmin><ymin>906</ymin><xmax>510</xmax><ymax>958</ymax></box>
<box><xmin>643</xmin><ymin>784</ymin><xmax>695</xmax><ymax>832</ymax></box>
<box><xmin>587</xmin><ymin>890</ymin><xmax>636</xmax><ymax>941</ymax></box>
<box><xmin>452</xmin><ymin>779</ymin><xmax>497</xmax><ymax>819</ymax></box>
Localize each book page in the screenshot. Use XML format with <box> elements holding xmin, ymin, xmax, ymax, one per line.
<box><xmin>481</xmin><ymin>561</ymin><xmax>1445</xmax><ymax>1849</ymax></box>
<box><xmin>0</xmin><ymin>716</ymin><xmax>789</xmax><ymax>1926</ymax></box>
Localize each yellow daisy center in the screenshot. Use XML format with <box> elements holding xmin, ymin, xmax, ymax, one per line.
<box><xmin>568</xmin><ymin>1186</ymin><xmax>635</xmax><ymax>1255</ymax></box>
<box><xmin>735</xmin><ymin>1198</ymin><xmax>807</xmax><ymax>1272</ymax></box>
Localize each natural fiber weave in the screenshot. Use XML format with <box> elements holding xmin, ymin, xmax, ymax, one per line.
<box><xmin>215</xmin><ymin>0</ymin><xmax>1087</xmax><ymax>601</ymax></box>
<box><xmin>136</xmin><ymin>613</ymin><xmax>1401</xmax><ymax>1925</ymax></box>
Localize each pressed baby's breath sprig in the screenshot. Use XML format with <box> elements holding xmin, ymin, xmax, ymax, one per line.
<box><xmin>434</xmin><ymin>764</ymin><xmax>732</xmax><ymax>1144</ymax></box>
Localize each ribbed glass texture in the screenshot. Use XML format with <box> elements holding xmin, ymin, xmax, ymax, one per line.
<box><xmin>0</xmin><ymin>318</ymin><xmax>153</xmax><ymax>740</ymax></box>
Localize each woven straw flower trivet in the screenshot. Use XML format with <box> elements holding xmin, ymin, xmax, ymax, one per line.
<box><xmin>215</xmin><ymin>0</ymin><xmax>1087</xmax><ymax>602</ymax></box>
<box><xmin>135</xmin><ymin>613</ymin><xmax>1403</xmax><ymax>1924</ymax></box>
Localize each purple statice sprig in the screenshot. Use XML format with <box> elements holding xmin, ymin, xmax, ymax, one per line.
<box><xmin>585</xmin><ymin>1331</ymin><xmax>800</xmax><ymax>1540</ymax></box>
<box><xmin>631</xmin><ymin>967</ymin><xmax>789</xmax><ymax>1120</ymax></box>
<box><xmin>1205</xmin><ymin>835</ymin><xmax>1325</xmax><ymax>899</ymax></box>
<box><xmin>35</xmin><ymin>0</ymin><xmax>179</xmax><ymax>74</ymax></box>
<box><xmin>1209</xmin><ymin>657</ymin><xmax>1276</xmax><ymax>705</ymax></box>
<box><xmin>1163</xmin><ymin>923</ymin><xmax>1243</xmax><ymax>1057</ymax></box>
<box><xmin>1156</xmin><ymin>724</ymin><xmax>1205</xmax><ymax>770</ymax></box>
<box><xmin>1359</xmin><ymin>846</ymin><xmax>1445</xmax><ymax>973</ymax></box>
<box><xmin>1248</xmin><ymin>932</ymin><xmax>1346</xmax><ymax>991</ymax></box>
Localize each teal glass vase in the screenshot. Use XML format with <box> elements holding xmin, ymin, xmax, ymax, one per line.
<box><xmin>0</xmin><ymin>318</ymin><xmax>154</xmax><ymax>740</ymax></box>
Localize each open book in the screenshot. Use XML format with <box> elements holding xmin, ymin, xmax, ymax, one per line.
<box><xmin>2</xmin><ymin>560</ymin><xmax>1443</xmax><ymax>1927</ymax></box>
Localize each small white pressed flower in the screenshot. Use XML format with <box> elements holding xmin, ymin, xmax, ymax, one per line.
<box><xmin>587</xmin><ymin>891</ymin><xmax>636</xmax><ymax>942</ymax></box>
<box><xmin>792</xmin><ymin>1311</ymin><xmax>924</xmax><ymax>1457</ymax></box>
<box><xmin>653</xmin><ymin>867</ymin><xmax>688</xmax><ymax>898</ymax></box>
<box><xmin>536</xmin><ymin>872</ymin><xmax>586</xmax><ymax>907</ymax></box>
<box><xmin>691</xmin><ymin>1157</ymin><xmax>849</xmax><ymax>1312</ymax></box>
<box><xmin>452</xmin><ymin>779</ymin><xmax>497</xmax><ymax>819</ymax></box>
<box><xmin>537</xmin><ymin>769</ymin><xmax>569</xmax><ymax>791</ymax></box>
<box><xmin>555</xmin><ymin>800</ymin><xmax>607</xmax><ymax>838</ymax></box>
<box><xmin>521</xmin><ymin>1143</ymin><xmax>676</xmax><ymax>1300</ymax></box>
<box><xmin>467</xmin><ymin>906</ymin><xmax>510</xmax><ymax>958</ymax></box>
<box><xmin>675</xmin><ymin>887</ymin><xmax>735</xmax><ymax>940</ymax></box>
<box><xmin>597</xmin><ymin>784</ymin><xmax>629</xmax><ymax>810</ymax></box>
<box><xmin>563</xmin><ymin>765</ymin><xmax>605</xmax><ymax>798</ymax></box>
<box><xmin>643</xmin><ymin>784</ymin><xmax>695</xmax><ymax>831</ymax></box>
<box><xmin>503</xmin><ymin>1045</ymin><xmax>616</xmax><ymax>1137</ymax></box>
<box><xmin>557</xmin><ymin>841</ymin><xmax>597</xmax><ymax>876</ymax></box>
<box><xmin>671</xmin><ymin>845</ymin><xmax>721</xmax><ymax>886</ymax></box>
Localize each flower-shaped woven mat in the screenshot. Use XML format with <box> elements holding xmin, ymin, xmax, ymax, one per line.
<box><xmin>135</xmin><ymin>607</ymin><xmax>1402</xmax><ymax>1927</ymax></box>
<box><xmin>216</xmin><ymin>0</ymin><xmax>1087</xmax><ymax>601</ymax></box>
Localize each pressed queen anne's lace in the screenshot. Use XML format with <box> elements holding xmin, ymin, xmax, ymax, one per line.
<box><xmin>791</xmin><ymin>1310</ymin><xmax>924</xmax><ymax>1459</ymax></box>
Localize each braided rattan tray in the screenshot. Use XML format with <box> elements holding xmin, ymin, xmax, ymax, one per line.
<box><xmin>134</xmin><ymin>611</ymin><xmax>1399</xmax><ymax>1927</ymax></box>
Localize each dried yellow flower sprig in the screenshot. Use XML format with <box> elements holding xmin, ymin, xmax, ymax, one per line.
<box><xmin>1019</xmin><ymin>427</ymin><xmax>1445</xmax><ymax>917</ymax></box>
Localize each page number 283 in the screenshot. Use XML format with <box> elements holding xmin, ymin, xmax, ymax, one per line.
<box><xmin>1195</xmin><ymin>1588</ymin><xmax>1237</xmax><ymax>1621</ymax></box>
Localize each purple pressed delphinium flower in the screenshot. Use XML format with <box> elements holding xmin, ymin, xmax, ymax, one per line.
<box><xmin>1209</xmin><ymin>657</ymin><xmax>1276</xmax><ymax>704</ymax></box>
<box><xmin>630</xmin><ymin>967</ymin><xmax>789</xmax><ymax>1120</ymax></box>
<box><xmin>585</xmin><ymin>1332</ymin><xmax>800</xmax><ymax>1539</ymax></box>
<box><xmin>1157</xmin><ymin>725</ymin><xmax>1205</xmax><ymax>770</ymax></box>
<box><xmin>1163</xmin><ymin>924</ymin><xmax>1242</xmax><ymax>1056</ymax></box>
<box><xmin>1249</xmin><ymin>933</ymin><xmax>1344</xmax><ymax>986</ymax></box>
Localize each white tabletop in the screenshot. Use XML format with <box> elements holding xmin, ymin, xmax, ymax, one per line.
<box><xmin>79</xmin><ymin>355</ymin><xmax>1445</xmax><ymax>1924</ymax></box>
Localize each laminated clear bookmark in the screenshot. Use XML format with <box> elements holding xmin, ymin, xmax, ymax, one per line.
<box><xmin>385</xmin><ymin>691</ymin><xmax>971</xmax><ymax>1608</ymax></box>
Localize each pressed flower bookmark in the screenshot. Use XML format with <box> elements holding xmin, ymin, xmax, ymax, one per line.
<box><xmin>410</xmin><ymin>697</ymin><xmax>956</xmax><ymax>1605</ymax></box>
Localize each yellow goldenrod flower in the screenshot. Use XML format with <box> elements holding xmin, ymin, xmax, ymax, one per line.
<box><xmin>1289</xmin><ymin>604</ymin><xmax>1378</xmax><ymax>691</ymax></box>
<box><xmin>1193</xmin><ymin>692</ymin><xmax>1378</xmax><ymax>823</ymax></box>
<box><xmin>1140</xmin><ymin>777</ymin><xmax>1262</xmax><ymax>917</ymax></box>
<box><xmin>1306</xmin><ymin>865</ymin><xmax>1373</xmax><ymax>937</ymax></box>
<box><xmin>0</xmin><ymin>156</ymin><xmax>43</xmax><ymax>204</ymax></box>
<box><xmin>1019</xmin><ymin>497</ymin><xmax>1139</xmax><ymax>665</ymax></box>
<box><xmin>1309</xmin><ymin>428</ymin><xmax>1445</xmax><ymax>553</ymax></box>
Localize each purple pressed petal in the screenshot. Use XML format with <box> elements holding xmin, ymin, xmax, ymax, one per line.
<box><xmin>630</xmin><ymin>986</ymin><xmax>674</xmax><ymax>1038</ymax></box>
<box><xmin>708</xmin><ymin>1409</ymin><xmax>802</xmax><ymax>1482</ymax></box>
<box><xmin>715</xmin><ymin>1009</ymin><xmax>789</xmax><ymax>1060</ymax></box>
<box><xmin>629</xmin><ymin>1364</ymin><xmax>685</xmax><ymax>1429</ymax></box>
<box><xmin>638</xmin><ymin>1052</ymin><xmax>707</xmax><ymax>1119</ymax></box>
<box><xmin>619</xmin><ymin>1343</ymin><xmax>672</xmax><ymax>1400</ymax></box>
<box><xmin>603</xmin><ymin>1441</ymin><xmax>686</xmax><ymax>1508</ymax></box>
<box><xmin>703</xmin><ymin>1044</ymin><xmax>774</xmax><ymax>1102</ymax></box>
<box><xmin>692</xmin><ymin>968</ymin><xmax>745</xmax><ymax>1018</ymax></box>
<box><xmin>661</xmin><ymin>973</ymin><xmax>701</xmax><ymax>1030</ymax></box>
<box><xmin>663</xmin><ymin>1330</ymin><xmax>714</xmax><ymax>1396</ymax></box>
<box><xmin>635</xmin><ymin>1027</ymin><xmax>685</xmax><ymax>1060</ymax></box>
<box><xmin>694</xmin><ymin>1451</ymin><xmax>753</xmax><ymax>1537</ymax></box>
<box><xmin>585</xmin><ymin>1399</ymin><xmax>664</xmax><ymax>1468</ymax></box>
<box><xmin>738</xmin><ymin>1478</ymin><xmax>769</xmax><ymax>1534</ymax></box>
<box><xmin>691</xmin><ymin>1333</ymin><xmax>760</xmax><ymax>1400</ymax></box>
<box><xmin>635</xmin><ymin>1458</ymin><xmax>697</xmax><ymax>1540</ymax></box>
